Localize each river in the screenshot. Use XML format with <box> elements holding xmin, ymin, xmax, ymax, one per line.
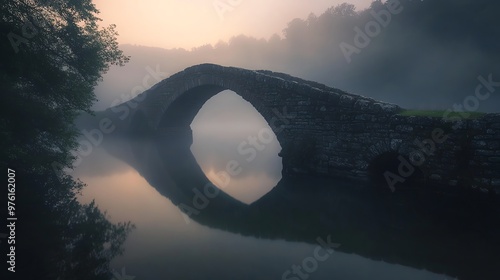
<box><xmin>72</xmin><ymin>91</ymin><xmax>500</xmax><ymax>280</ymax></box>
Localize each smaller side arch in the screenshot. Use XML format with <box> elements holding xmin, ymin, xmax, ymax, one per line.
<box><xmin>365</xmin><ymin>141</ymin><xmax>425</xmax><ymax>191</ymax></box>
<box><xmin>367</xmin><ymin>151</ymin><xmax>425</xmax><ymax>191</ymax></box>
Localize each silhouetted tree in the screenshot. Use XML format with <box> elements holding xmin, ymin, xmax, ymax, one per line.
<box><xmin>0</xmin><ymin>1</ymin><xmax>132</xmax><ymax>279</ymax></box>
<box><xmin>325</xmin><ymin>2</ymin><xmax>357</xmax><ymax>17</ymax></box>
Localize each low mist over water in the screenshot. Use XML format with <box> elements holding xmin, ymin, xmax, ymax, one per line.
<box><xmin>69</xmin><ymin>83</ymin><xmax>500</xmax><ymax>279</ymax></box>
<box><xmin>72</xmin><ymin>135</ymin><xmax>466</xmax><ymax>280</ymax></box>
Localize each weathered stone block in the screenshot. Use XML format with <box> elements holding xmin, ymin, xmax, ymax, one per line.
<box><xmin>489</xmin><ymin>157</ymin><xmax>500</xmax><ymax>163</ymax></box>
<box><xmin>339</xmin><ymin>95</ymin><xmax>355</xmax><ymax>107</ymax></box>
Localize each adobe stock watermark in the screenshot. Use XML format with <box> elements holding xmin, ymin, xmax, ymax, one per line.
<box><xmin>384</xmin><ymin>73</ymin><xmax>499</xmax><ymax>192</ymax></box>
<box><xmin>282</xmin><ymin>235</ymin><xmax>340</xmax><ymax>280</ymax></box>
<box><xmin>213</xmin><ymin>0</ymin><xmax>243</xmax><ymax>21</ymax></box>
<box><xmin>6</xmin><ymin>14</ymin><xmax>46</xmax><ymax>53</ymax></box>
<box><xmin>112</xmin><ymin>267</ymin><xmax>135</xmax><ymax>280</ymax></box>
<box><xmin>178</xmin><ymin>106</ymin><xmax>294</xmax><ymax>224</ymax></box>
<box><xmin>340</xmin><ymin>0</ymin><xmax>404</xmax><ymax>63</ymax></box>
<box><xmin>51</xmin><ymin>65</ymin><xmax>169</xmax><ymax>179</ymax></box>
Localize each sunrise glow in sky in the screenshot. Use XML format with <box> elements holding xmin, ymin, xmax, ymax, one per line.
<box><xmin>92</xmin><ymin>0</ymin><xmax>372</xmax><ymax>50</ymax></box>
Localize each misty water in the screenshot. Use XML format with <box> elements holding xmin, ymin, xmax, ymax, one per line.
<box><xmin>73</xmin><ymin>91</ymin><xmax>500</xmax><ymax>280</ymax></box>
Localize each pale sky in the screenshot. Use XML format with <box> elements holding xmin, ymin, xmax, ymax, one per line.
<box><xmin>93</xmin><ymin>0</ymin><xmax>373</xmax><ymax>50</ymax></box>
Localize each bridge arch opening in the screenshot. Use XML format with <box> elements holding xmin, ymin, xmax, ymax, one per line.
<box><xmin>157</xmin><ymin>87</ymin><xmax>283</xmax><ymax>204</ymax></box>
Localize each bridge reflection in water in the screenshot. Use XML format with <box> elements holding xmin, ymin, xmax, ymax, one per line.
<box><xmin>100</xmin><ymin>127</ymin><xmax>500</xmax><ymax>280</ymax></box>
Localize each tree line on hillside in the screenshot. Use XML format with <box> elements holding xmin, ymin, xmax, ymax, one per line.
<box><xmin>95</xmin><ymin>0</ymin><xmax>500</xmax><ymax>112</ymax></box>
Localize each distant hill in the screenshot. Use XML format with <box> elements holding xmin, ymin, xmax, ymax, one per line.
<box><xmin>93</xmin><ymin>0</ymin><xmax>500</xmax><ymax>113</ymax></box>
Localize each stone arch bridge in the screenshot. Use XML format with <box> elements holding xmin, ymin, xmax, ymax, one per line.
<box><xmin>105</xmin><ymin>63</ymin><xmax>500</xmax><ymax>194</ymax></box>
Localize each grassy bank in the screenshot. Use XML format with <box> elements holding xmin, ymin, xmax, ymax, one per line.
<box><xmin>398</xmin><ymin>110</ymin><xmax>486</xmax><ymax>119</ymax></box>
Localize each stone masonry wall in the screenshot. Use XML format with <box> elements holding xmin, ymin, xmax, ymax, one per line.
<box><xmin>109</xmin><ymin>64</ymin><xmax>500</xmax><ymax>194</ymax></box>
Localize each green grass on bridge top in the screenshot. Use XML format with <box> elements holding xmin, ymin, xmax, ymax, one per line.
<box><xmin>398</xmin><ymin>109</ymin><xmax>486</xmax><ymax>119</ymax></box>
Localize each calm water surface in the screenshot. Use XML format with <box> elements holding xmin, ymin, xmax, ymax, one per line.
<box><xmin>72</xmin><ymin>91</ymin><xmax>500</xmax><ymax>280</ymax></box>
